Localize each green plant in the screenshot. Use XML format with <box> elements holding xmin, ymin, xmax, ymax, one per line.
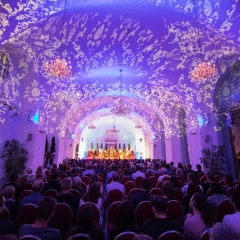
<box><xmin>200</xmin><ymin>145</ymin><xmax>226</xmax><ymax>176</ymax></box>
<box><xmin>44</xmin><ymin>136</ymin><xmax>49</xmax><ymax>155</ymax></box>
<box><xmin>1</xmin><ymin>139</ymin><xmax>28</xmax><ymax>176</ymax></box>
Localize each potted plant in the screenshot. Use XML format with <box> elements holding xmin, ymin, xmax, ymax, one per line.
<box><xmin>200</xmin><ymin>145</ymin><xmax>226</xmax><ymax>176</ymax></box>
<box><xmin>49</xmin><ymin>136</ymin><xmax>56</xmax><ymax>165</ymax></box>
<box><xmin>1</xmin><ymin>139</ymin><xmax>28</xmax><ymax>176</ymax></box>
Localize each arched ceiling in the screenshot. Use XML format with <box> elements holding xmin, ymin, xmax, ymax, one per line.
<box><xmin>0</xmin><ymin>0</ymin><xmax>240</xmax><ymax>138</ymax></box>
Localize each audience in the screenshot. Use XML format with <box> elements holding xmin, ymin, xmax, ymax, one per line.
<box><xmin>169</xmin><ymin>175</ymin><xmax>181</xmax><ymax>189</ymax></box>
<box><xmin>82</xmin><ymin>164</ymin><xmax>94</xmax><ymax>177</ymax></box>
<box><xmin>222</xmin><ymin>174</ymin><xmax>234</xmax><ymax>193</ymax></box>
<box><xmin>195</xmin><ymin>164</ymin><xmax>203</xmax><ymax>176</ymax></box>
<box><xmin>36</xmin><ymin>166</ymin><xmax>43</xmax><ymax>176</ymax></box>
<box><xmin>72</xmin><ymin>176</ymin><xmax>84</xmax><ymax>197</ymax></box>
<box><xmin>210</xmin><ymin>222</ymin><xmax>238</xmax><ymax>240</ymax></box>
<box><xmin>27</xmin><ymin>174</ymin><xmax>36</xmax><ymax>183</ymax></box>
<box><xmin>184</xmin><ymin>193</ymin><xmax>212</xmax><ymax>240</ymax></box>
<box><xmin>19</xmin><ymin>179</ymin><xmax>44</xmax><ymax>209</ymax></box>
<box><xmin>182</xmin><ymin>172</ymin><xmax>202</xmax><ymax>194</ymax></box>
<box><xmin>162</xmin><ymin>181</ymin><xmax>174</xmax><ymax>201</ymax></box>
<box><xmin>106</xmin><ymin>165</ymin><xmax>116</xmax><ymax>183</ymax></box>
<box><xmin>202</xmin><ymin>173</ymin><xmax>215</xmax><ymax>195</ymax></box>
<box><xmin>142</xmin><ymin>196</ymin><xmax>182</xmax><ymax>240</ymax></box>
<box><xmin>87</xmin><ymin>174</ymin><xmax>103</xmax><ymax>195</ymax></box>
<box><xmin>42</xmin><ymin>172</ymin><xmax>62</xmax><ymax>194</ymax></box>
<box><xmin>132</xmin><ymin>165</ymin><xmax>145</xmax><ymax>180</ymax></box>
<box><xmin>106</xmin><ymin>172</ymin><xmax>125</xmax><ymax>196</ymax></box>
<box><xmin>18</xmin><ymin>197</ymin><xmax>60</xmax><ymax>240</ymax></box>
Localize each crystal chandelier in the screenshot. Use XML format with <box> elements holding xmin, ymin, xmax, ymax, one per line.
<box><xmin>111</xmin><ymin>99</ymin><xmax>132</xmax><ymax>116</ymax></box>
<box><xmin>45</xmin><ymin>58</ymin><xmax>72</xmax><ymax>79</ymax></box>
<box><xmin>88</xmin><ymin>123</ymin><xmax>96</xmax><ymax>130</ymax></box>
<box><xmin>109</xmin><ymin>117</ymin><xmax>119</xmax><ymax>133</ymax></box>
<box><xmin>135</xmin><ymin>121</ymin><xmax>143</xmax><ymax>129</ymax></box>
<box><xmin>191</xmin><ymin>62</ymin><xmax>218</xmax><ymax>82</ymax></box>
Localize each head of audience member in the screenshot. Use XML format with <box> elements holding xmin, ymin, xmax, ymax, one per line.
<box><xmin>112</xmin><ymin>172</ymin><xmax>120</xmax><ymax>182</ymax></box>
<box><xmin>170</xmin><ymin>162</ymin><xmax>174</xmax><ymax>167</ymax></box>
<box><xmin>32</xmin><ymin>179</ymin><xmax>44</xmax><ymax>193</ymax></box>
<box><xmin>178</xmin><ymin>162</ymin><xmax>183</xmax><ymax>169</ymax></box>
<box><xmin>36</xmin><ymin>197</ymin><xmax>57</xmax><ymax>225</ymax></box>
<box><xmin>230</xmin><ymin>190</ymin><xmax>240</xmax><ymax>212</ymax></box>
<box><xmin>161</xmin><ymin>167</ymin><xmax>167</xmax><ymax>175</ymax></box>
<box><xmin>187</xmin><ymin>172</ymin><xmax>198</xmax><ymax>184</ymax></box>
<box><xmin>72</xmin><ymin>176</ymin><xmax>81</xmax><ymax>189</ymax></box>
<box><xmin>141</xmin><ymin>179</ymin><xmax>152</xmax><ymax>191</ymax></box>
<box><xmin>86</xmin><ymin>164</ymin><xmax>92</xmax><ymax>170</ymax></box>
<box><xmin>52</xmin><ymin>164</ymin><xmax>57</xmax><ymax>171</ymax></box>
<box><xmin>77</xmin><ymin>205</ymin><xmax>95</xmax><ymax>231</ymax></box>
<box><xmin>123</xmin><ymin>168</ymin><xmax>130</xmax><ymax>176</ymax></box>
<box><xmin>170</xmin><ymin>175</ymin><xmax>180</xmax><ymax>188</ymax></box>
<box><xmin>135</xmin><ymin>165</ymin><xmax>141</xmax><ymax>172</ymax></box>
<box><xmin>186</xmin><ymin>164</ymin><xmax>192</xmax><ymax>170</ymax></box>
<box><xmin>211</xmin><ymin>183</ymin><xmax>224</xmax><ymax>195</ymax></box>
<box><xmin>190</xmin><ymin>193</ymin><xmax>212</xmax><ymax>225</ymax></box>
<box><xmin>116</xmin><ymin>200</ymin><xmax>136</xmax><ymax>229</ymax></box>
<box><xmin>27</xmin><ymin>174</ymin><xmax>36</xmax><ymax>183</ymax></box>
<box><xmin>71</xmin><ymin>168</ymin><xmax>77</xmax><ymax>176</ymax></box>
<box><xmin>130</xmin><ymin>165</ymin><xmax>136</xmax><ymax>173</ymax></box>
<box><xmin>61</xmin><ymin>178</ymin><xmax>72</xmax><ymax>193</ymax></box>
<box><xmin>210</xmin><ymin>223</ymin><xmax>238</xmax><ymax>240</ymax></box>
<box><xmin>51</xmin><ymin>171</ymin><xmax>59</xmax><ymax>181</ymax></box>
<box><xmin>207</xmin><ymin>173</ymin><xmax>215</xmax><ymax>183</ymax></box>
<box><xmin>133</xmin><ymin>235</ymin><xmax>153</xmax><ymax>240</ymax></box>
<box><xmin>196</xmin><ymin>164</ymin><xmax>202</xmax><ymax>172</ymax></box>
<box><xmin>224</xmin><ymin>174</ymin><xmax>234</xmax><ymax>187</ymax></box>
<box><xmin>83</xmin><ymin>182</ymin><xmax>101</xmax><ymax>204</ymax></box>
<box><xmin>9</xmin><ymin>173</ymin><xmax>19</xmax><ymax>183</ymax></box>
<box><xmin>163</xmin><ymin>181</ymin><xmax>174</xmax><ymax>201</ymax></box>
<box><xmin>62</xmin><ymin>165</ymin><xmax>67</xmax><ymax>172</ymax></box>
<box><xmin>0</xmin><ymin>192</ymin><xmax>5</xmax><ymax>213</ymax></box>
<box><xmin>187</xmin><ymin>182</ymin><xmax>202</xmax><ymax>197</ymax></box>
<box><xmin>155</xmin><ymin>164</ymin><xmax>159</xmax><ymax>170</ymax></box>
<box><xmin>36</xmin><ymin>166</ymin><xmax>43</xmax><ymax>175</ymax></box>
<box><xmin>151</xmin><ymin>196</ymin><xmax>168</xmax><ymax>218</ymax></box>
<box><xmin>46</xmin><ymin>165</ymin><xmax>53</xmax><ymax>171</ymax></box>
<box><xmin>26</xmin><ymin>168</ymin><xmax>32</xmax><ymax>175</ymax></box>
<box><xmin>176</xmin><ymin>168</ymin><xmax>183</xmax><ymax>177</ymax></box>
<box><xmin>89</xmin><ymin>174</ymin><xmax>100</xmax><ymax>186</ymax></box>
<box><xmin>2</xmin><ymin>186</ymin><xmax>15</xmax><ymax>200</ymax></box>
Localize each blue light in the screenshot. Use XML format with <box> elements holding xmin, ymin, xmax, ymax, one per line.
<box><xmin>32</xmin><ymin>108</ymin><xmax>40</xmax><ymax>125</ymax></box>
<box><xmin>71</xmin><ymin>133</ymin><xmax>75</xmax><ymax>139</ymax></box>
<box><xmin>197</xmin><ymin>113</ymin><xmax>204</xmax><ymax>128</ymax></box>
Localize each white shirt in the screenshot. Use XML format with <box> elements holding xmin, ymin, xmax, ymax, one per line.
<box><xmin>106</xmin><ymin>181</ymin><xmax>125</xmax><ymax>195</ymax></box>
<box><xmin>132</xmin><ymin>171</ymin><xmax>145</xmax><ymax>180</ymax></box>
<box><xmin>82</xmin><ymin>169</ymin><xmax>95</xmax><ymax>177</ymax></box>
<box><xmin>223</xmin><ymin>212</ymin><xmax>240</xmax><ymax>237</ymax></box>
<box><xmin>182</xmin><ymin>184</ymin><xmax>203</xmax><ymax>194</ymax></box>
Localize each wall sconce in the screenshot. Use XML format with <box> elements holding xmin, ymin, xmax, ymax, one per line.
<box><xmin>81</xmin><ymin>138</ymin><xmax>84</xmax><ymax>142</ymax></box>
<box><xmin>139</xmin><ymin>138</ymin><xmax>143</xmax><ymax>142</ymax></box>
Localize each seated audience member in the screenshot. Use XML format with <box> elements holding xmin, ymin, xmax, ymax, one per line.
<box><xmin>202</xmin><ymin>173</ymin><xmax>215</xmax><ymax>195</ymax></box>
<box><xmin>106</xmin><ymin>165</ymin><xmax>117</xmax><ymax>183</ymax></box>
<box><xmin>1</xmin><ymin>173</ymin><xmax>23</xmax><ymax>202</ymax></box>
<box><xmin>130</xmin><ymin>179</ymin><xmax>152</xmax><ymax>209</ymax></box>
<box><xmin>51</xmin><ymin>164</ymin><xmax>59</xmax><ymax>173</ymax></box>
<box><xmin>27</xmin><ymin>174</ymin><xmax>36</xmax><ymax>183</ymax></box>
<box><xmin>87</xmin><ymin>174</ymin><xmax>103</xmax><ymax>195</ymax></box>
<box><xmin>195</xmin><ymin>164</ymin><xmax>203</xmax><ymax>176</ymax></box>
<box><xmin>223</xmin><ymin>191</ymin><xmax>240</xmax><ymax>237</ymax></box>
<box><xmin>36</xmin><ymin>166</ymin><xmax>43</xmax><ymax>176</ymax></box>
<box><xmin>42</xmin><ymin>172</ymin><xmax>62</xmax><ymax>194</ymax></box>
<box><xmin>120</xmin><ymin>168</ymin><xmax>132</xmax><ymax>180</ymax></box>
<box><xmin>142</xmin><ymin>196</ymin><xmax>182</xmax><ymax>240</ymax></box>
<box><xmin>222</xmin><ymin>174</ymin><xmax>234</xmax><ymax>193</ymax></box>
<box><xmin>157</xmin><ymin>168</ymin><xmax>169</xmax><ymax>182</ymax></box>
<box><xmin>43</xmin><ymin>165</ymin><xmax>52</xmax><ymax>178</ymax></box>
<box><xmin>184</xmin><ymin>164</ymin><xmax>195</xmax><ymax>180</ymax></box>
<box><xmin>82</xmin><ymin>164</ymin><xmax>95</xmax><ymax>177</ymax></box>
<box><xmin>170</xmin><ymin>162</ymin><xmax>176</xmax><ymax>174</ymax></box>
<box><xmin>80</xmin><ymin>182</ymin><xmax>103</xmax><ymax>211</ymax></box>
<box><xmin>182</xmin><ymin>172</ymin><xmax>202</xmax><ymax>194</ymax></box>
<box><xmin>182</xmin><ymin>183</ymin><xmax>202</xmax><ymax>215</ymax></box>
<box><xmin>162</xmin><ymin>181</ymin><xmax>174</xmax><ymax>201</ymax></box>
<box><xmin>166</xmin><ymin>164</ymin><xmax>173</xmax><ymax>175</ymax></box>
<box><xmin>184</xmin><ymin>193</ymin><xmax>212</xmax><ymax>240</ymax></box>
<box><xmin>22</xmin><ymin>168</ymin><xmax>33</xmax><ymax>179</ymax></box>
<box><xmin>68</xmin><ymin>204</ymin><xmax>103</xmax><ymax>240</ymax></box>
<box><xmin>176</xmin><ymin>167</ymin><xmax>184</xmax><ymax>179</ymax></box>
<box><xmin>56</xmin><ymin>178</ymin><xmax>79</xmax><ymax>217</ymax></box>
<box><xmin>207</xmin><ymin>183</ymin><xmax>229</xmax><ymax>210</ymax></box>
<box><xmin>210</xmin><ymin>223</ymin><xmax>238</xmax><ymax>240</ymax></box>
<box><xmin>151</xmin><ymin>164</ymin><xmax>161</xmax><ymax>176</ymax></box>
<box><xmin>72</xmin><ymin>176</ymin><xmax>84</xmax><ymax>197</ymax></box>
<box><xmin>132</xmin><ymin>164</ymin><xmax>145</xmax><ymax>180</ymax></box>
<box><xmin>0</xmin><ymin>192</ymin><xmax>17</xmax><ymax>236</ymax></box>
<box><xmin>2</xmin><ymin>186</ymin><xmax>18</xmax><ymax>222</ymax></box>
<box><xmin>18</xmin><ymin>197</ymin><xmax>60</xmax><ymax>240</ymax></box>
<box><xmin>19</xmin><ymin>179</ymin><xmax>44</xmax><ymax>209</ymax></box>
<box><xmin>110</xmin><ymin>200</ymin><xmax>140</xmax><ymax>240</ymax></box>
<box><xmin>170</xmin><ymin>175</ymin><xmax>181</xmax><ymax>189</ymax></box>
<box><xmin>106</xmin><ymin>172</ymin><xmax>125</xmax><ymax>196</ymax></box>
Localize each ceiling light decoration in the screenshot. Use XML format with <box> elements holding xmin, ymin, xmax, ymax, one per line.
<box><xmin>88</xmin><ymin>123</ymin><xmax>96</xmax><ymax>129</ymax></box>
<box><xmin>190</xmin><ymin>0</ymin><xmax>218</xmax><ymax>83</ymax></box>
<box><xmin>111</xmin><ymin>69</ymin><xmax>132</xmax><ymax>116</ymax></box>
<box><xmin>135</xmin><ymin>98</ymin><xmax>143</xmax><ymax>129</ymax></box>
<box><xmin>44</xmin><ymin>0</ymin><xmax>72</xmax><ymax>80</ymax></box>
<box><xmin>135</xmin><ymin>121</ymin><xmax>143</xmax><ymax>129</ymax></box>
<box><xmin>109</xmin><ymin>117</ymin><xmax>119</xmax><ymax>133</ymax></box>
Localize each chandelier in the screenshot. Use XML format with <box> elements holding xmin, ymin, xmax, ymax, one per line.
<box><xmin>191</xmin><ymin>62</ymin><xmax>218</xmax><ymax>82</ymax></box>
<box><xmin>111</xmin><ymin>99</ymin><xmax>132</xmax><ymax>116</ymax></box>
<box><xmin>135</xmin><ymin>121</ymin><xmax>143</xmax><ymax>129</ymax></box>
<box><xmin>109</xmin><ymin>117</ymin><xmax>119</xmax><ymax>133</ymax></box>
<box><xmin>45</xmin><ymin>58</ymin><xmax>72</xmax><ymax>79</ymax></box>
<box><xmin>88</xmin><ymin>123</ymin><xmax>96</xmax><ymax>130</ymax></box>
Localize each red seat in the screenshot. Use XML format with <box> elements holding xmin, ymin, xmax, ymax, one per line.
<box><xmin>225</xmin><ymin>187</ymin><xmax>236</xmax><ymax>197</ymax></box>
<box><xmin>19</xmin><ymin>236</ymin><xmax>41</xmax><ymax>240</ymax></box>
<box><xmin>154</xmin><ymin>173</ymin><xmax>160</xmax><ymax>179</ymax></box>
<box><xmin>86</xmin><ymin>174</ymin><xmax>92</xmax><ymax>179</ymax></box>
<box><xmin>135</xmin><ymin>176</ymin><xmax>144</xmax><ymax>188</ymax></box>
<box><xmin>20</xmin><ymin>177</ymin><xmax>28</xmax><ymax>185</ymax></box>
<box><xmin>107</xmin><ymin>189</ymin><xmax>123</xmax><ymax>206</ymax></box>
<box><xmin>197</xmin><ymin>172</ymin><xmax>205</xmax><ymax>184</ymax></box>
<box><xmin>125</xmin><ymin>181</ymin><xmax>137</xmax><ymax>195</ymax></box>
<box><xmin>36</xmin><ymin>174</ymin><xmax>43</xmax><ymax>179</ymax></box>
<box><xmin>206</xmin><ymin>188</ymin><xmax>213</xmax><ymax>198</ymax></box>
<box><xmin>98</xmin><ymin>176</ymin><xmax>104</xmax><ymax>184</ymax></box>
<box><xmin>200</xmin><ymin>176</ymin><xmax>208</xmax><ymax>185</ymax></box>
<box><xmin>0</xmin><ymin>234</ymin><xmax>18</xmax><ymax>240</ymax></box>
<box><xmin>97</xmin><ymin>173</ymin><xmax>105</xmax><ymax>181</ymax></box>
<box><xmin>114</xmin><ymin>231</ymin><xmax>137</xmax><ymax>240</ymax></box>
<box><xmin>51</xmin><ymin>203</ymin><xmax>73</xmax><ymax>234</ymax></box>
<box><xmin>135</xmin><ymin>201</ymin><xmax>154</xmax><ymax>227</ymax></box>
<box><xmin>162</xmin><ymin>176</ymin><xmax>170</xmax><ymax>181</ymax></box>
<box><xmin>19</xmin><ymin>190</ymin><xmax>32</xmax><ymax>202</ymax></box>
<box><xmin>44</xmin><ymin>189</ymin><xmax>58</xmax><ymax>198</ymax></box>
<box><xmin>79</xmin><ymin>202</ymin><xmax>100</xmax><ymax>225</ymax></box>
<box><xmin>234</xmin><ymin>180</ymin><xmax>239</xmax><ymax>186</ymax></box>
<box><xmin>166</xmin><ymin>200</ymin><xmax>183</xmax><ymax>222</ymax></box>
<box><xmin>108</xmin><ymin>177</ymin><xmax>113</xmax><ymax>184</ymax></box>
<box><xmin>156</xmin><ymin>181</ymin><xmax>165</xmax><ymax>190</ymax></box>
<box><xmin>81</xmin><ymin>176</ymin><xmax>90</xmax><ymax>186</ymax></box>
<box><xmin>173</xmin><ymin>188</ymin><xmax>183</xmax><ymax>202</ymax></box>
<box><xmin>199</xmin><ymin>228</ymin><xmax>211</xmax><ymax>240</ymax></box>
<box><xmin>22</xmin><ymin>182</ymin><xmax>33</xmax><ymax>191</ymax></box>
<box><xmin>178</xmin><ymin>180</ymin><xmax>184</xmax><ymax>187</ymax></box>
<box><xmin>145</xmin><ymin>172</ymin><xmax>150</xmax><ymax>178</ymax></box>
<box><xmin>47</xmin><ymin>174</ymin><xmax>52</xmax><ymax>182</ymax></box>
<box><xmin>219</xmin><ymin>180</ymin><xmax>225</xmax><ymax>186</ymax></box>
<box><xmin>67</xmin><ymin>234</ymin><xmax>91</xmax><ymax>240</ymax></box>
<box><xmin>128</xmin><ymin>188</ymin><xmax>140</xmax><ymax>200</ymax></box>
<box><xmin>0</xmin><ymin>207</ymin><xmax>10</xmax><ymax>220</ymax></box>
<box><xmin>149</xmin><ymin>176</ymin><xmax>158</xmax><ymax>187</ymax></box>
<box><xmin>107</xmin><ymin>201</ymin><xmax>121</xmax><ymax>230</ymax></box>
<box><xmin>81</xmin><ymin>182</ymin><xmax>87</xmax><ymax>193</ymax></box>
<box><xmin>121</xmin><ymin>177</ymin><xmax>131</xmax><ymax>185</ymax></box>
<box><xmin>18</xmin><ymin>204</ymin><xmax>38</xmax><ymax>227</ymax></box>
<box><xmin>214</xmin><ymin>176</ymin><xmax>222</xmax><ymax>183</ymax></box>
<box><xmin>158</xmin><ymin>231</ymin><xmax>184</xmax><ymax>240</ymax></box>
<box><xmin>70</xmin><ymin>189</ymin><xmax>81</xmax><ymax>198</ymax></box>
<box><xmin>150</xmin><ymin>188</ymin><xmax>163</xmax><ymax>197</ymax></box>
<box><xmin>216</xmin><ymin>199</ymin><xmax>235</xmax><ymax>222</ymax></box>
<box><xmin>59</xmin><ymin>173</ymin><xmax>68</xmax><ymax>180</ymax></box>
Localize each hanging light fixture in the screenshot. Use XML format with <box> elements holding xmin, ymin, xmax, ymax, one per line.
<box><xmin>45</xmin><ymin>0</ymin><xmax>72</xmax><ymax>80</ymax></box>
<box><xmin>190</xmin><ymin>0</ymin><xmax>218</xmax><ymax>83</ymax></box>
<box><xmin>109</xmin><ymin>117</ymin><xmax>119</xmax><ymax>133</ymax></box>
<box><xmin>111</xmin><ymin>69</ymin><xmax>132</xmax><ymax>116</ymax></box>
<box><xmin>88</xmin><ymin>97</ymin><xmax>96</xmax><ymax>130</ymax></box>
<box><xmin>135</xmin><ymin>98</ymin><xmax>143</xmax><ymax>129</ymax></box>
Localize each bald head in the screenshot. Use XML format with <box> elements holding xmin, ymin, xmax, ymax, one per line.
<box><xmin>2</xmin><ymin>186</ymin><xmax>15</xmax><ymax>199</ymax></box>
<box><xmin>61</xmin><ymin>178</ymin><xmax>72</xmax><ymax>191</ymax></box>
<box><xmin>32</xmin><ymin>179</ymin><xmax>44</xmax><ymax>193</ymax></box>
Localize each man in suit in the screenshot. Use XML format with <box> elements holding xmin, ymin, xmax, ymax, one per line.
<box><xmin>130</xmin><ymin>178</ymin><xmax>152</xmax><ymax>209</ymax></box>
<box><xmin>42</xmin><ymin>172</ymin><xmax>61</xmax><ymax>194</ymax></box>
